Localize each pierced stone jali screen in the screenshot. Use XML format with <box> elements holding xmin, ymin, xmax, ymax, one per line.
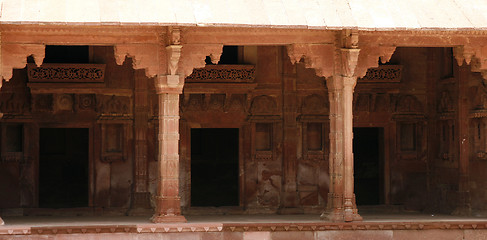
<box><xmin>359</xmin><ymin>65</ymin><xmax>402</xmax><ymax>83</ymax></box>
<box><xmin>27</xmin><ymin>63</ymin><xmax>106</xmax><ymax>83</ymax></box>
<box><xmin>185</xmin><ymin>65</ymin><xmax>255</xmax><ymax>83</ymax></box>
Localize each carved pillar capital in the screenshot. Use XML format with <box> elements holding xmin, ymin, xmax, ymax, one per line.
<box><xmin>166</xmin><ymin>45</ymin><xmax>182</xmax><ymax>76</ymax></box>
<box><xmin>155</xmin><ymin>75</ymin><xmax>184</xmax><ymax>94</ymax></box>
<box><xmin>340</xmin><ymin>48</ymin><xmax>360</xmax><ymax>77</ymax></box>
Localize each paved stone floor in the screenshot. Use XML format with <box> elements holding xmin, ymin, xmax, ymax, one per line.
<box><xmin>1</xmin><ymin>213</ymin><xmax>487</xmax><ymax>239</ymax></box>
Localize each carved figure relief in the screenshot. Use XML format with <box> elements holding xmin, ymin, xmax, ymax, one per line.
<box><xmin>0</xmin><ymin>93</ymin><xmax>28</xmax><ymax>114</ymax></box>
<box><xmin>250</xmin><ymin>95</ymin><xmax>278</xmax><ymax>115</ymax></box>
<box><xmin>301</xmin><ymin>94</ymin><xmax>328</xmax><ymax>115</ymax></box>
<box><xmin>208</xmin><ymin>94</ymin><xmax>225</xmax><ymax>111</ymax></box>
<box><xmin>438</xmin><ymin>90</ymin><xmax>454</xmax><ymax>113</ymax></box>
<box><xmin>101</xmin><ymin>124</ymin><xmax>126</xmax><ymax>163</ymax></box>
<box><xmin>224</xmin><ymin>94</ymin><xmax>246</xmax><ymax>113</ymax></box>
<box><xmin>32</xmin><ymin>94</ymin><xmax>53</xmax><ymax>112</ymax></box>
<box><xmin>395</xmin><ymin>95</ymin><xmax>423</xmax><ymax>113</ymax></box>
<box><xmin>185</xmin><ymin>94</ymin><xmax>205</xmax><ymax>111</ymax></box>
<box><xmin>98</xmin><ymin>95</ymin><xmax>130</xmax><ymax>115</ymax></box>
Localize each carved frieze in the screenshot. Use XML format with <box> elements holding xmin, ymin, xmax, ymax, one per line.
<box><xmin>301</xmin><ymin>94</ymin><xmax>328</xmax><ymax>115</ymax></box>
<box><xmin>98</xmin><ymin>95</ymin><xmax>131</xmax><ymax>119</ymax></box>
<box><xmin>0</xmin><ymin>93</ymin><xmax>29</xmax><ymax>114</ymax></box>
<box><xmin>438</xmin><ymin>90</ymin><xmax>454</xmax><ymax>113</ymax></box>
<box><xmin>394</xmin><ymin>95</ymin><xmax>423</xmax><ymax>114</ymax></box>
<box><xmin>224</xmin><ymin>94</ymin><xmax>247</xmax><ymax>113</ymax></box>
<box><xmin>359</xmin><ymin>65</ymin><xmax>402</xmax><ymax>83</ymax></box>
<box><xmin>27</xmin><ymin>63</ymin><xmax>106</xmax><ymax>83</ymax></box>
<box><xmin>32</xmin><ymin>94</ymin><xmax>53</xmax><ymax>112</ymax></box>
<box><xmin>185</xmin><ymin>65</ymin><xmax>256</xmax><ymax>83</ymax></box>
<box><xmin>250</xmin><ymin>95</ymin><xmax>278</xmax><ymax>116</ymax></box>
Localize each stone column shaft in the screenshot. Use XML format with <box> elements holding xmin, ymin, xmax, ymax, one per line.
<box><xmin>151</xmin><ymin>90</ymin><xmax>186</xmax><ymax>223</ymax></box>
<box><xmin>321</xmin><ymin>48</ymin><xmax>362</xmax><ymax>222</ymax></box>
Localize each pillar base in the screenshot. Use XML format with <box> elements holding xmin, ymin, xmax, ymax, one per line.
<box><xmin>151</xmin><ymin>214</ymin><xmax>187</xmax><ymax>223</ymax></box>
<box><xmin>320</xmin><ymin>209</ymin><xmax>362</xmax><ymax>222</ymax></box>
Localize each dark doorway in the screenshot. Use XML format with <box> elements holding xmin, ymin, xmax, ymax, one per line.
<box><xmin>353</xmin><ymin>127</ymin><xmax>384</xmax><ymax>205</ymax></box>
<box><xmin>191</xmin><ymin>128</ymin><xmax>239</xmax><ymax>207</ymax></box>
<box><xmin>39</xmin><ymin>128</ymin><xmax>89</xmax><ymax>208</ymax></box>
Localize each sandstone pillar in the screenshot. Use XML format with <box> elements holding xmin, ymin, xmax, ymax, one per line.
<box><xmin>321</xmin><ymin>48</ymin><xmax>362</xmax><ymax>222</ymax></box>
<box><xmin>151</xmin><ymin>74</ymin><xmax>186</xmax><ymax>223</ymax></box>
<box><xmin>151</xmin><ymin>42</ymin><xmax>186</xmax><ymax>223</ymax></box>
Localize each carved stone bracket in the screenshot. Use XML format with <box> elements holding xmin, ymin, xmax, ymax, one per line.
<box><xmin>454</xmin><ymin>45</ymin><xmax>487</xmax><ymax>84</ymax></box>
<box><xmin>114</xmin><ymin>44</ymin><xmax>160</xmax><ymax>77</ymax></box>
<box><xmin>286</xmin><ymin>43</ymin><xmax>335</xmax><ymax>78</ymax></box>
<box><xmin>355</xmin><ymin>46</ymin><xmax>396</xmax><ymax>78</ymax></box>
<box><xmin>1</xmin><ymin>43</ymin><xmax>45</xmax><ymax>82</ymax></box>
<box><xmin>179</xmin><ymin>44</ymin><xmax>223</xmax><ymax>77</ymax></box>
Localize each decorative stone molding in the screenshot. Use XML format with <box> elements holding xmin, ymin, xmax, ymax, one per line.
<box><xmin>27</xmin><ymin>63</ymin><xmax>105</xmax><ymax>83</ymax></box>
